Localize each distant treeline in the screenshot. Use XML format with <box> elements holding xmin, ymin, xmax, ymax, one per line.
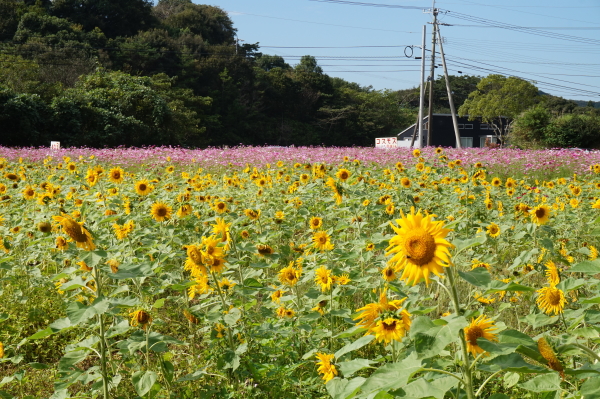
<box><xmin>0</xmin><ymin>0</ymin><xmax>595</xmax><ymax>148</ymax></box>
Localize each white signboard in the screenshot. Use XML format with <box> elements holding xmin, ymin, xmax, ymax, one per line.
<box><xmin>50</xmin><ymin>141</ymin><xmax>61</xmax><ymax>150</ymax></box>
<box><xmin>375</xmin><ymin>137</ymin><xmax>398</xmax><ymax>149</ymax></box>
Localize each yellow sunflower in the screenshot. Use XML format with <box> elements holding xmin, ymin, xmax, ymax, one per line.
<box><xmin>315</xmin><ymin>353</ymin><xmax>338</xmax><ymax>383</ymax></box>
<box><xmin>150</xmin><ymin>202</ymin><xmax>172</xmax><ymax>222</ymax></box>
<box><xmin>257</xmin><ymin>244</ymin><xmax>274</xmax><ymax>256</ymax></box>
<box><xmin>108</xmin><ymin>167</ymin><xmax>125</xmax><ymax>184</ymax></box>
<box><xmin>464</xmin><ymin>314</ymin><xmax>498</xmax><ymax>356</ymax></box>
<box><xmin>385</xmin><ymin>207</ymin><xmax>453</xmax><ymax>286</ymax></box>
<box><xmin>22</xmin><ymin>186</ymin><xmax>36</xmax><ymax>200</ymax></box>
<box><xmin>530</xmin><ymin>205</ymin><xmax>551</xmax><ymax>225</ymax></box>
<box><xmin>544</xmin><ymin>261</ymin><xmax>560</xmax><ymax>286</ymax></box>
<box><xmin>314</xmin><ymin>266</ymin><xmax>333</xmax><ymax>292</ymax></box>
<box><xmin>371</xmin><ymin>316</ymin><xmax>410</xmax><ymax>344</ymax></box>
<box><xmin>536</xmin><ymin>285</ymin><xmax>566</xmax><ymax>315</ymax></box>
<box><xmin>537</xmin><ymin>337</ymin><xmax>564</xmax><ymax>373</ymax></box>
<box><xmin>129</xmin><ymin>309</ymin><xmax>152</xmax><ymax>329</ymax></box>
<box><xmin>312</xmin><ymin>231</ymin><xmax>334</xmax><ymax>251</ymax></box>
<box><xmin>486</xmin><ymin>222</ymin><xmax>501</xmax><ymax>238</ymax></box>
<box><xmin>135</xmin><ymin>180</ymin><xmax>154</xmax><ymax>196</ymax></box>
<box><xmin>52</xmin><ymin>214</ymin><xmax>95</xmax><ymax>251</ymax></box>
<box><xmin>335</xmin><ymin>168</ymin><xmax>351</xmax><ymax>182</ymax></box>
<box><xmin>278</xmin><ymin>262</ymin><xmax>302</xmax><ymax>286</ymax></box>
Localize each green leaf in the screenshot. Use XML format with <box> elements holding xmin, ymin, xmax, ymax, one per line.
<box><xmin>58</xmin><ymin>350</ymin><xmax>89</xmax><ymax>371</ymax></box>
<box><xmin>224</xmin><ymin>308</ymin><xmax>241</xmax><ymax>326</ymax></box>
<box><xmin>401</xmin><ymin>376</ymin><xmax>457</xmax><ymax>399</ymax></box>
<box><xmin>0</xmin><ymin>390</ymin><xmax>14</xmax><ymax>399</ymax></box>
<box><xmin>359</xmin><ymin>353</ymin><xmax>422</xmax><ymax>395</ymax></box>
<box><xmin>326</xmin><ymin>377</ymin><xmax>366</xmax><ymax>399</ymax></box>
<box><xmin>28</xmin><ymin>362</ymin><xmax>49</xmax><ymax>370</ymax></box>
<box><xmin>132</xmin><ymin>370</ymin><xmax>157</xmax><ymax>397</ymax></box>
<box><xmin>489</xmin><ymin>395</ymin><xmax>510</xmax><ymax>399</ymax></box>
<box><xmin>477</xmin><ymin>353</ymin><xmax>548</xmax><ymax>373</ymax></box>
<box><xmin>458</xmin><ymin>268</ymin><xmax>492</xmax><ymax>287</ymax></box>
<box><xmin>523</xmin><ymin>313</ymin><xmax>558</xmax><ymax>329</ymax></box>
<box><xmin>152</xmin><ymin>298</ymin><xmax>166</xmax><ymax>309</ymax></box>
<box><xmin>109</xmin><ymin>263</ymin><xmax>154</xmax><ymax>279</ymax></box>
<box><xmin>581</xmin><ymin>377</ymin><xmax>600</xmax><ymax>399</ymax></box>
<box><xmin>338</xmin><ymin>359</ymin><xmax>375</xmax><ymax>377</ymax></box>
<box><xmin>334</xmin><ymin>326</ymin><xmax>367</xmax><ymax>339</ymax></box>
<box><xmin>487</xmin><ymin>281</ymin><xmax>535</xmax><ymax>292</ymax></box>
<box><xmin>504</xmin><ymin>372</ymin><xmax>520</xmax><ymax>388</ymax></box>
<box><xmin>222</xmin><ymin>350</ymin><xmax>240</xmax><ymax>371</ymax></box>
<box><xmin>28</xmin><ymin>327</ymin><xmax>55</xmax><ymax>340</ymax></box>
<box><xmin>519</xmin><ymin>373</ymin><xmax>562</xmax><ymax>393</ymax></box>
<box><xmin>243</xmin><ymin>278</ymin><xmax>263</xmax><ymax>288</ymax></box>
<box><xmin>569</xmin><ymin>260</ymin><xmax>600</xmax><ymax>274</ymax></box>
<box><xmin>452</xmin><ymin>235</ymin><xmax>486</xmax><ymax>255</ymax></box>
<box><xmin>334</xmin><ymin>335</ymin><xmax>375</xmax><ymax>360</ymax></box>
<box><xmin>177</xmin><ymin>368</ymin><xmax>207</xmax><ymax>382</ymax></box>
<box><xmin>411</xmin><ymin>316</ymin><xmax>468</xmax><ymax>359</ymax></box>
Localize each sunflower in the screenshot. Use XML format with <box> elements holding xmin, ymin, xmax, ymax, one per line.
<box><xmin>366</xmin><ymin>243</ymin><xmax>375</xmax><ymax>251</ymax></box>
<box><xmin>257</xmin><ymin>244</ymin><xmax>274</xmax><ymax>256</ymax></box>
<box><xmin>464</xmin><ymin>314</ymin><xmax>498</xmax><ymax>356</ymax></box>
<box><xmin>188</xmin><ymin>275</ymin><xmax>211</xmax><ymax>299</ymax></box>
<box><xmin>4</xmin><ymin>173</ymin><xmax>18</xmax><ymax>181</ymax></box>
<box><xmin>176</xmin><ymin>204</ymin><xmax>193</xmax><ymax>218</ymax></box>
<box><xmin>278</xmin><ymin>262</ymin><xmax>301</xmax><ymax>286</ymax></box>
<box><xmin>22</xmin><ymin>186</ymin><xmax>35</xmax><ymax>200</ymax></box>
<box><xmin>53</xmin><ymin>214</ymin><xmax>95</xmax><ymax>251</ymax></box>
<box><xmin>135</xmin><ymin>180</ymin><xmax>154</xmax><ymax>196</ymax></box>
<box><xmin>537</xmin><ymin>337</ymin><xmax>564</xmax><ymax>373</ymax></box>
<box><xmin>400</xmin><ymin>177</ymin><xmax>411</xmax><ymax>188</ymax></box>
<box><xmin>382</xmin><ymin>264</ymin><xmax>400</xmax><ymax>281</ymax></box>
<box><xmin>37</xmin><ymin>221</ymin><xmax>52</xmax><ymax>233</ymax></box>
<box><xmin>371</xmin><ymin>317</ymin><xmax>410</xmax><ymax>344</ymax></box>
<box><xmin>336</xmin><ymin>168</ymin><xmax>351</xmax><ymax>182</ymax></box>
<box><xmin>544</xmin><ymin>261</ymin><xmax>560</xmax><ymax>286</ymax></box>
<box><xmin>108</xmin><ymin>167</ymin><xmax>125</xmax><ymax>184</ymax></box>
<box><xmin>312</xmin><ymin>231</ymin><xmax>334</xmax><ymax>251</ymax></box>
<box><xmin>244</xmin><ymin>209</ymin><xmax>261</xmax><ymax>220</ymax></box>
<box><xmin>183</xmin><ymin>309</ymin><xmax>199</xmax><ymax>324</ymax></box>
<box><xmin>214</xmin><ymin>201</ymin><xmax>228</xmax><ymax>214</ymax></box>
<box><xmin>486</xmin><ymin>222</ymin><xmax>501</xmax><ymax>238</ymax></box>
<box><xmin>271</xmin><ymin>289</ymin><xmax>284</xmax><ymax>303</ymax></box>
<box><xmin>315</xmin><ymin>353</ymin><xmax>338</xmax><ymax>383</ymax></box>
<box><xmin>312</xmin><ymin>300</ymin><xmax>328</xmax><ymax>315</ymax></box>
<box><xmin>314</xmin><ymin>266</ymin><xmax>333</xmax><ymax>292</ymax></box>
<box><xmin>354</xmin><ymin>290</ymin><xmax>407</xmax><ymax>331</ymax></box>
<box><xmin>536</xmin><ymin>285</ymin><xmax>566</xmax><ymax>315</ymax></box>
<box><xmin>276</xmin><ymin>306</ymin><xmax>295</xmax><ymax>318</ymax></box>
<box><xmin>386</xmin><ymin>207</ymin><xmax>453</xmax><ymax>286</ymax></box>
<box><xmin>129</xmin><ymin>309</ymin><xmax>152</xmax><ymax>329</ymax></box>
<box><xmin>218</xmin><ymin>277</ymin><xmax>236</xmax><ymax>291</ymax></box>
<box><xmin>150</xmin><ymin>202</ymin><xmax>172</xmax><ymax>222</ymax></box>
<box><xmin>165</xmin><ymin>165</ymin><xmax>175</xmax><ymax>174</ymax></box>
<box><xmin>385</xmin><ymin>202</ymin><xmax>395</xmax><ymax>215</ymax></box>
<box><xmin>209</xmin><ymin>256</ymin><xmax>227</xmax><ymax>274</ymax></box>
<box><xmin>530</xmin><ymin>205</ymin><xmax>551</xmax><ymax>225</ymax></box>
<box><xmin>55</xmin><ymin>236</ymin><xmax>68</xmax><ymax>251</ymax></box>
<box><xmin>412</xmin><ymin>149</ymin><xmax>421</xmax><ymax>157</ymax></box>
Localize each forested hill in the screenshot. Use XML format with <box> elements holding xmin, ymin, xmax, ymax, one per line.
<box><xmin>0</xmin><ymin>0</ymin><xmax>419</xmax><ymax>148</ymax></box>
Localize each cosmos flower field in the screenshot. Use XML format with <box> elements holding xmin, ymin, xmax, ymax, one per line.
<box><xmin>1</xmin><ymin>145</ymin><xmax>600</xmax><ymax>398</ymax></box>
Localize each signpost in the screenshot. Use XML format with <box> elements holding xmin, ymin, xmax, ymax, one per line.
<box><xmin>375</xmin><ymin>137</ymin><xmax>398</xmax><ymax>149</ymax></box>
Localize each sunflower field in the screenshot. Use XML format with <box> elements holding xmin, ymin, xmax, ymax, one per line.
<box><xmin>3</xmin><ymin>146</ymin><xmax>600</xmax><ymax>399</ymax></box>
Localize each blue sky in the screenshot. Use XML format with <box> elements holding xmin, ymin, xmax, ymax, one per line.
<box><xmin>211</xmin><ymin>0</ymin><xmax>600</xmax><ymax>102</ymax></box>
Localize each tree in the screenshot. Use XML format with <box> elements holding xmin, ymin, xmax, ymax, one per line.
<box><xmin>458</xmin><ymin>74</ymin><xmax>540</xmax><ymax>144</ymax></box>
<box><xmin>509</xmin><ymin>105</ymin><xmax>551</xmax><ymax>149</ymax></box>
<box><xmin>50</xmin><ymin>0</ymin><xmax>157</xmax><ymax>38</ymax></box>
<box><xmin>159</xmin><ymin>4</ymin><xmax>235</xmax><ymax>45</ymax></box>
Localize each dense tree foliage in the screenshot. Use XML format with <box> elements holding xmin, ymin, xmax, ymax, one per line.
<box><xmin>0</xmin><ymin>1</ymin><xmax>591</xmax><ymax>148</ymax></box>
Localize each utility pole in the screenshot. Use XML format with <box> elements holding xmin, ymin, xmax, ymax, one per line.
<box><xmin>410</xmin><ymin>25</ymin><xmax>427</xmax><ymax>149</ymax></box>
<box><xmin>426</xmin><ymin>0</ymin><xmax>437</xmax><ymax>146</ymax></box>
<box><xmin>436</xmin><ymin>24</ymin><xmax>462</xmax><ymax>149</ymax></box>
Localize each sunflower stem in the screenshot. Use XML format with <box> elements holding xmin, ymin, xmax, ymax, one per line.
<box><xmin>474</xmin><ymin>369</ymin><xmax>502</xmax><ymax>396</ymax></box>
<box><xmin>572</xmin><ymin>343</ymin><xmax>600</xmax><ymax>363</ymax></box>
<box><xmin>445</xmin><ymin>268</ymin><xmax>475</xmax><ymax>399</ymax></box>
<box><xmin>93</xmin><ymin>264</ymin><xmax>110</xmax><ymax>399</ymax></box>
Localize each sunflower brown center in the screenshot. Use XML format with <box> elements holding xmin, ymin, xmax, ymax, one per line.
<box><xmin>466</xmin><ymin>326</ymin><xmax>483</xmax><ymax>345</ymax></box>
<box><xmin>139</xmin><ymin>183</ymin><xmax>147</xmax><ymax>191</ymax></box>
<box><xmin>318</xmin><ymin>235</ymin><xmax>327</xmax><ymax>244</ymax></box>
<box><xmin>404</xmin><ymin>228</ymin><xmax>436</xmax><ymax>266</ymax></box>
<box><xmin>156</xmin><ymin>207</ymin><xmax>167</xmax><ymax>217</ymax></box>
<box><xmin>535</xmin><ymin>208</ymin><xmax>546</xmax><ymax>218</ymax></box>
<box><xmin>382</xmin><ymin>320</ymin><xmax>398</xmax><ymax>331</ymax></box>
<box><xmin>547</xmin><ymin>289</ymin><xmax>561</xmax><ymax>305</ymax></box>
<box><xmin>63</xmin><ymin>218</ymin><xmax>87</xmax><ymax>242</ymax></box>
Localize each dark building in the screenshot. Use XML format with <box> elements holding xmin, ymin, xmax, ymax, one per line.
<box><xmin>397</xmin><ymin>114</ymin><xmax>509</xmax><ymax>148</ymax></box>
